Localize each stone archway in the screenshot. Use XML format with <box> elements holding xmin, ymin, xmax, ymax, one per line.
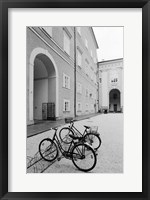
<box><xmin>34</xmin><ymin>53</ymin><xmax>56</xmax><ymax>120</ymax></box>
<box><xmin>28</xmin><ymin>48</ymin><xmax>59</xmax><ymax>124</ymax></box>
<box><xmin>109</xmin><ymin>89</ymin><xmax>121</xmax><ymax>112</ymax></box>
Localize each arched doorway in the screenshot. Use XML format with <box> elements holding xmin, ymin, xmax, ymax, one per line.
<box><xmin>34</xmin><ymin>53</ymin><xmax>56</xmax><ymax>120</ymax></box>
<box><xmin>28</xmin><ymin>47</ymin><xmax>59</xmax><ymax>124</ymax></box>
<box><xmin>109</xmin><ymin>89</ymin><xmax>121</xmax><ymax>112</ymax></box>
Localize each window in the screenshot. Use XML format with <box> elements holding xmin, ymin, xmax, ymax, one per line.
<box><xmin>63</xmin><ymin>73</ymin><xmax>70</xmax><ymax>89</ymax></box>
<box><xmin>63</xmin><ymin>99</ymin><xmax>70</xmax><ymax>112</ymax></box>
<box><xmin>85</xmin><ymin>59</ymin><xmax>89</xmax><ymax>75</ymax></box>
<box><xmin>88</xmin><ymin>66</ymin><xmax>91</xmax><ymax>77</ymax></box>
<box><xmin>110</xmin><ymin>71</ymin><xmax>118</xmax><ymax>84</ymax></box>
<box><xmin>63</xmin><ymin>31</ymin><xmax>71</xmax><ymax>55</ymax></box>
<box><xmin>111</xmin><ymin>78</ymin><xmax>118</xmax><ymax>83</ymax></box>
<box><xmin>90</xmin><ymin>70</ymin><xmax>95</xmax><ymax>81</ymax></box>
<box><xmin>85</xmin><ymin>103</ymin><xmax>89</xmax><ymax>111</ymax></box>
<box><xmin>77</xmin><ymin>102</ymin><xmax>82</xmax><ymax>111</ymax></box>
<box><xmin>85</xmin><ymin>65</ymin><xmax>90</xmax><ymax>77</ymax></box>
<box><xmin>77</xmin><ymin>49</ymin><xmax>82</xmax><ymax>67</ymax></box>
<box><xmin>42</xmin><ymin>27</ymin><xmax>52</xmax><ymax>37</ymax></box>
<box><xmin>85</xmin><ymin>38</ymin><xmax>88</xmax><ymax>49</ymax></box>
<box><xmin>77</xmin><ymin>82</ymin><xmax>82</xmax><ymax>94</ymax></box>
<box><xmin>85</xmin><ymin>66</ymin><xmax>88</xmax><ymax>76</ymax></box>
<box><xmin>77</xmin><ymin>27</ymin><xmax>81</xmax><ymax>35</ymax></box>
<box><xmin>89</xmin><ymin>92</ymin><xmax>92</xmax><ymax>98</ymax></box>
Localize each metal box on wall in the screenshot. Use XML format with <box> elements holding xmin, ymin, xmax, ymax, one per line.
<box><xmin>47</xmin><ymin>102</ymin><xmax>55</xmax><ymax>120</ymax></box>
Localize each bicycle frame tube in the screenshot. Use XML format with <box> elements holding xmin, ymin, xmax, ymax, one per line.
<box><xmin>52</xmin><ymin>129</ymin><xmax>57</xmax><ymax>140</ymax></box>
<box><xmin>69</xmin><ymin>123</ymin><xmax>87</xmax><ymax>137</ymax></box>
<box><xmin>53</xmin><ymin>131</ymin><xmax>75</xmax><ymax>155</ymax></box>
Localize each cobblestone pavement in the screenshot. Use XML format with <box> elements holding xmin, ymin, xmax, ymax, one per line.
<box><xmin>27</xmin><ymin>113</ymin><xmax>123</xmax><ymax>173</ymax></box>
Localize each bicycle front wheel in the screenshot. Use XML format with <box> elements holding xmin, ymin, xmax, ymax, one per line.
<box><xmin>39</xmin><ymin>138</ymin><xmax>58</xmax><ymax>162</ymax></box>
<box><xmin>84</xmin><ymin>133</ymin><xmax>101</xmax><ymax>151</ymax></box>
<box><xmin>71</xmin><ymin>143</ymin><xmax>97</xmax><ymax>172</ymax></box>
<box><xmin>59</xmin><ymin>127</ymin><xmax>74</xmax><ymax>144</ymax></box>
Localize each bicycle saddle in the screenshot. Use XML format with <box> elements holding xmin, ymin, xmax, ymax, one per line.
<box><xmin>69</xmin><ymin>134</ymin><xmax>81</xmax><ymax>140</ymax></box>
<box><xmin>84</xmin><ymin>125</ymin><xmax>90</xmax><ymax>129</ymax></box>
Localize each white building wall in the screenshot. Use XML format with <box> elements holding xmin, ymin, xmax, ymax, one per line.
<box><xmin>102</xmin><ymin>71</ymin><xmax>108</xmax><ymax>108</ymax></box>
<box><xmin>34</xmin><ymin>79</ymin><xmax>48</xmax><ymax>119</ymax></box>
<box><xmin>98</xmin><ymin>59</ymin><xmax>123</xmax><ymax>113</ymax></box>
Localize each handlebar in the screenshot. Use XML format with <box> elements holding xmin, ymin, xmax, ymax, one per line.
<box><xmin>49</xmin><ymin>127</ymin><xmax>58</xmax><ymax>131</ymax></box>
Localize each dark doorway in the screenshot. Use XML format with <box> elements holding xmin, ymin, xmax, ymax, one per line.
<box><xmin>114</xmin><ymin>104</ymin><xmax>117</xmax><ymax>112</ymax></box>
<box><xmin>109</xmin><ymin>89</ymin><xmax>121</xmax><ymax>112</ymax></box>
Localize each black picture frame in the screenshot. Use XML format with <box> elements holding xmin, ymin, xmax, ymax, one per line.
<box><xmin>0</xmin><ymin>0</ymin><xmax>150</xmax><ymax>199</ymax></box>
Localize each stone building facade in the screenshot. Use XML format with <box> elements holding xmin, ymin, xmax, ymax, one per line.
<box><xmin>98</xmin><ymin>58</ymin><xmax>123</xmax><ymax>113</ymax></box>
<box><xmin>27</xmin><ymin>27</ymin><xmax>98</xmax><ymax>125</ymax></box>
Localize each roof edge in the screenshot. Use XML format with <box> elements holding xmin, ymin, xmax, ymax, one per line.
<box><xmin>98</xmin><ymin>58</ymin><xmax>123</xmax><ymax>64</ymax></box>
<box><xmin>90</xmin><ymin>27</ymin><xmax>99</xmax><ymax>49</ymax></box>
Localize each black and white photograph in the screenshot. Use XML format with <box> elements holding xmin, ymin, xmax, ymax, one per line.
<box><xmin>1</xmin><ymin>0</ymin><xmax>149</xmax><ymax>197</ymax></box>
<box><xmin>26</xmin><ymin>26</ymin><xmax>124</xmax><ymax>173</ymax></box>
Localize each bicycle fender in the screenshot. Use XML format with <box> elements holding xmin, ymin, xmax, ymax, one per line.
<box><xmin>84</xmin><ymin>142</ymin><xmax>94</xmax><ymax>150</ymax></box>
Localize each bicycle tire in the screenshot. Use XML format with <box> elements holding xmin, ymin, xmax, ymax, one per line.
<box><xmin>59</xmin><ymin>127</ymin><xmax>74</xmax><ymax>144</ymax></box>
<box><xmin>71</xmin><ymin>143</ymin><xmax>97</xmax><ymax>172</ymax></box>
<box><xmin>39</xmin><ymin>138</ymin><xmax>58</xmax><ymax>162</ymax></box>
<box><xmin>84</xmin><ymin>133</ymin><xmax>101</xmax><ymax>151</ymax></box>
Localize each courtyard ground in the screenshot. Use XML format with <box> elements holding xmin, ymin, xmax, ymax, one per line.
<box><xmin>27</xmin><ymin>113</ymin><xmax>123</xmax><ymax>173</ymax></box>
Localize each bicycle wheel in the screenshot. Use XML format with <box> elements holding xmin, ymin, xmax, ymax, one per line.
<box><xmin>84</xmin><ymin>133</ymin><xmax>101</xmax><ymax>151</ymax></box>
<box><xmin>39</xmin><ymin>138</ymin><xmax>58</xmax><ymax>162</ymax></box>
<box><xmin>72</xmin><ymin>143</ymin><xmax>97</xmax><ymax>172</ymax></box>
<box><xmin>59</xmin><ymin>127</ymin><xmax>74</xmax><ymax>144</ymax></box>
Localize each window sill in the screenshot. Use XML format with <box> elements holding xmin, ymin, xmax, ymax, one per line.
<box><xmin>62</xmin><ymin>86</ymin><xmax>70</xmax><ymax>90</ymax></box>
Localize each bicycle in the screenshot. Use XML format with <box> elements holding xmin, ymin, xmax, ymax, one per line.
<box><xmin>39</xmin><ymin>128</ymin><xmax>97</xmax><ymax>172</ymax></box>
<box><xmin>59</xmin><ymin>119</ymin><xmax>102</xmax><ymax>151</ymax></box>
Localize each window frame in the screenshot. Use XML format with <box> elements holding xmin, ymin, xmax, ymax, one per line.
<box><xmin>63</xmin><ymin>30</ymin><xmax>71</xmax><ymax>56</ymax></box>
<box><xmin>77</xmin><ymin>49</ymin><xmax>82</xmax><ymax>67</ymax></box>
<box><xmin>63</xmin><ymin>99</ymin><xmax>70</xmax><ymax>112</ymax></box>
<box><xmin>77</xmin><ymin>82</ymin><xmax>82</xmax><ymax>94</ymax></box>
<box><xmin>77</xmin><ymin>102</ymin><xmax>82</xmax><ymax>112</ymax></box>
<box><xmin>63</xmin><ymin>73</ymin><xmax>70</xmax><ymax>89</ymax></box>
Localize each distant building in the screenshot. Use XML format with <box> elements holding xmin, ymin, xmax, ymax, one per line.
<box><xmin>27</xmin><ymin>27</ymin><xmax>98</xmax><ymax>125</ymax></box>
<box><xmin>98</xmin><ymin>58</ymin><xmax>124</xmax><ymax>113</ymax></box>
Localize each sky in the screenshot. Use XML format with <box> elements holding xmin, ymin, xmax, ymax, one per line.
<box><xmin>93</xmin><ymin>27</ymin><xmax>123</xmax><ymax>62</ymax></box>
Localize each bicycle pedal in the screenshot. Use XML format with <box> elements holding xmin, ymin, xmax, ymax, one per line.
<box><xmin>57</xmin><ymin>157</ymin><xmax>61</xmax><ymax>161</ymax></box>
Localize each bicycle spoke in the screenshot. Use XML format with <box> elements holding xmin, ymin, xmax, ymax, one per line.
<box><xmin>39</xmin><ymin>139</ymin><xmax>58</xmax><ymax>162</ymax></box>
<box><xmin>72</xmin><ymin>144</ymin><xmax>97</xmax><ymax>172</ymax></box>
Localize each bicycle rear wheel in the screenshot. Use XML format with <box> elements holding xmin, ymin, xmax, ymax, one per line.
<box><xmin>71</xmin><ymin>143</ymin><xmax>97</xmax><ymax>172</ymax></box>
<box><xmin>59</xmin><ymin>127</ymin><xmax>74</xmax><ymax>144</ymax></box>
<box><xmin>84</xmin><ymin>133</ymin><xmax>101</xmax><ymax>151</ymax></box>
<box><xmin>39</xmin><ymin>138</ymin><xmax>58</xmax><ymax>162</ymax></box>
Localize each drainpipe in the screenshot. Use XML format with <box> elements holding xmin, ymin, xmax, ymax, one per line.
<box><xmin>97</xmin><ymin>62</ymin><xmax>100</xmax><ymax>112</ymax></box>
<box><xmin>74</xmin><ymin>27</ymin><xmax>77</xmax><ymax>117</ymax></box>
